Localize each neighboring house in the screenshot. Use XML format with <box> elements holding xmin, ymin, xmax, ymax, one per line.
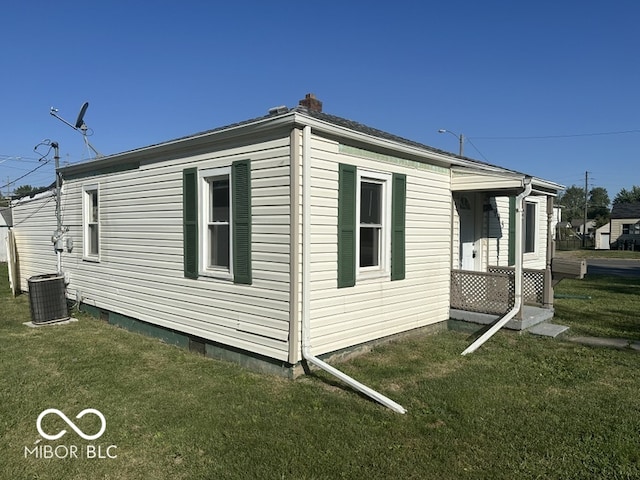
<box><xmin>556</xmin><ymin>221</ymin><xmax>572</xmax><ymax>240</ymax></box>
<box><xmin>610</xmin><ymin>201</ymin><xmax>640</xmax><ymax>250</ymax></box>
<box><xmin>0</xmin><ymin>207</ymin><xmax>12</xmax><ymax>262</ymax></box>
<box><xmin>551</xmin><ymin>205</ymin><xmax>562</xmax><ymax>239</ymax></box>
<box><xmin>573</xmin><ymin>219</ymin><xmax>597</xmax><ymax>237</ymax></box>
<box><xmin>11</xmin><ymin>94</ymin><xmax>564</xmax><ymax>378</ymax></box>
<box><xmin>594</xmin><ymin>223</ymin><xmax>610</xmax><ymax>250</ymax></box>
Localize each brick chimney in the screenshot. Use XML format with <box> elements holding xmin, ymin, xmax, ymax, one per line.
<box><xmin>298</xmin><ymin>93</ymin><xmax>323</xmax><ymax>112</ymax></box>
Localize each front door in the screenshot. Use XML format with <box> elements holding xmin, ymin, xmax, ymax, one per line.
<box><xmin>458</xmin><ymin>195</ymin><xmax>477</xmax><ymax>270</ymax></box>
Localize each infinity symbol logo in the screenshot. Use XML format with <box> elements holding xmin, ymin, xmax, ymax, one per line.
<box><xmin>37</xmin><ymin>409</ymin><xmax>107</xmax><ymax>441</ymax></box>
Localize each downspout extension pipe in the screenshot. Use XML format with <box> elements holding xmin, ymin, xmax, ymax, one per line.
<box><xmin>300</xmin><ymin>126</ymin><xmax>406</xmax><ymax>414</ymax></box>
<box><xmin>461</xmin><ymin>176</ymin><xmax>533</xmax><ymax>356</ymax></box>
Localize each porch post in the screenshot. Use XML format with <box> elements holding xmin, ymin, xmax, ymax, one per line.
<box><xmin>543</xmin><ymin>196</ymin><xmax>555</xmax><ymax>309</ymax></box>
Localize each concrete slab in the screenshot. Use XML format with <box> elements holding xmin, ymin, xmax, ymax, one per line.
<box><xmin>567</xmin><ymin>336</ymin><xmax>631</xmax><ymax>349</ymax></box>
<box><xmin>23</xmin><ymin>318</ymin><xmax>78</xmax><ymax>328</ymax></box>
<box><xmin>450</xmin><ymin>306</ymin><xmax>554</xmax><ymax>331</ymax></box>
<box><xmin>528</xmin><ymin>323</ymin><xmax>570</xmax><ymax>338</ymax></box>
<box><xmin>630</xmin><ymin>342</ymin><xmax>640</xmax><ymax>352</ymax></box>
<box><xmin>519</xmin><ymin>306</ymin><xmax>555</xmax><ymax>330</ymax></box>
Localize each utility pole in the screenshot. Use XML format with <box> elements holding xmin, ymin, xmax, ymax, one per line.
<box><xmin>583</xmin><ymin>171</ymin><xmax>589</xmax><ymax>248</ymax></box>
<box><xmin>51</xmin><ymin>142</ymin><xmax>64</xmax><ymax>273</ymax></box>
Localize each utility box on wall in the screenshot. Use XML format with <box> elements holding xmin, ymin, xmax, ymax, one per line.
<box><xmin>27</xmin><ymin>274</ymin><xmax>69</xmax><ymax>324</ymax></box>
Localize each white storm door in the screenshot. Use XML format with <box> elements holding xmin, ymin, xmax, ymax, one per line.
<box><xmin>458</xmin><ymin>196</ymin><xmax>477</xmax><ymax>270</ymax></box>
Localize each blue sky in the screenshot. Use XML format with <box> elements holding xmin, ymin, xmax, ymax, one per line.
<box><xmin>1</xmin><ymin>1</ymin><xmax>638</xmax><ymax>203</ymax></box>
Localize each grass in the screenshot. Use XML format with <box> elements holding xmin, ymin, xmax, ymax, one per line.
<box><xmin>1</xmin><ymin>263</ymin><xmax>639</xmax><ymax>479</ymax></box>
<box><xmin>554</xmin><ymin>275</ymin><xmax>640</xmax><ymax>340</ymax></box>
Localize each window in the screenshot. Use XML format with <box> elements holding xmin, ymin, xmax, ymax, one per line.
<box><xmin>183</xmin><ymin>160</ymin><xmax>252</xmax><ymax>284</ymax></box>
<box><xmin>357</xmin><ymin>171</ymin><xmax>391</xmax><ymax>276</ymax></box>
<box><xmin>337</xmin><ymin>163</ymin><xmax>405</xmax><ymax>287</ymax></box>
<box><xmin>524</xmin><ymin>201</ymin><xmax>537</xmax><ymax>254</ymax></box>
<box><xmin>359</xmin><ymin>180</ymin><xmax>383</xmax><ymax>268</ymax></box>
<box><xmin>623</xmin><ymin>223</ymin><xmax>640</xmax><ymax>235</ymax></box>
<box><xmin>202</xmin><ymin>171</ymin><xmax>231</xmax><ymax>272</ymax></box>
<box><xmin>83</xmin><ymin>185</ymin><xmax>100</xmax><ymax>260</ymax></box>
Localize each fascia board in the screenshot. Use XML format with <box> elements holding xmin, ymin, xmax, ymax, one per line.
<box><xmin>60</xmin><ymin>113</ymin><xmax>298</xmax><ymax>176</ymax></box>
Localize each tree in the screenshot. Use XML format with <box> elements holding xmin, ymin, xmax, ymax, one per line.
<box><xmin>588</xmin><ymin>187</ymin><xmax>610</xmax><ymax>228</ymax></box>
<box><xmin>613</xmin><ymin>185</ymin><xmax>640</xmax><ymax>205</ymax></box>
<box><xmin>557</xmin><ymin>185</ymin><xmax>585</xmax><ymax>223</ymax></box>
<box><xmin>12</xmin><ymin>185</ymin><xmax>45</xmax><ymax>197</ymax></box>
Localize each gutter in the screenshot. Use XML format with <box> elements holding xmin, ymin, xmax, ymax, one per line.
<box><xmin>461</xmin><ymin>176</ymin><xmax>533</xmax><ymax>355</ymax></box>
<box><xmin>300</xmin><ymin>125</ymin><xmax>406</xmax><ymax>414</ymax></box>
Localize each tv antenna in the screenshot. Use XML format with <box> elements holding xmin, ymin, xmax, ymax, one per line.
<box><xmin>50</xmin><ymin>102</ymin><xmax>103</xmax><ymax>158</ymax></box>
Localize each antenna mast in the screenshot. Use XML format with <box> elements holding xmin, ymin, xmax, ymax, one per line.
<box><xmin>50</xmin><ymin>102</ymin><xmax>103</xmax><ymax>158</ymax></box>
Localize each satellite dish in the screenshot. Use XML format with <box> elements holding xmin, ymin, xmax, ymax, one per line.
<box><xmin>74</xmin><ymin>102</ymin><xmax>89</xmax><ymax>129</ymax></box>
<box><xmin>49</xmin><ymin>100</ymin><xmax>103</xmax><ymax>158</ymax></box>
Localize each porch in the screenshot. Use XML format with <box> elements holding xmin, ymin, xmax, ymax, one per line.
<box><xmin>449</xmin><ymin>267</ymin><xmax>554</xmax><ymax>331</ymax></box>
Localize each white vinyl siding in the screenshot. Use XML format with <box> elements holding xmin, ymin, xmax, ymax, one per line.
<box><xmin>304</xmin><ymin>134</ymin><xmax>452</xmax><ymax>356</ymax></box>
<box><xmin>13</xmin><ymin>136</ymin><xmax>292</xmax><ymax>361</ymax></box>
<box><xmin>11</xmin><ymin>191</ymin><xmax>59</xmax><ymax>279</ymax></box>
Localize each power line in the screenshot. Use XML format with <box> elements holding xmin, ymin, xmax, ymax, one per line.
<box><xmin>0</xmin><ymin>154</ymin><xmax>41</xmax><ymax>162</ymax></box>
<box><xmin>0</xmin><ymin>144</ymin><xmax>55</xmax><ymax>192</ymax></box>
<box><xmin>471</xmin><ymin>129</ymin><xmax>640</xmax><ymax>140</ymax></box>
<box><xmin>465</xmin><ymin>137</ymin><xmax>490</xmax><ymax>162</ymax></box>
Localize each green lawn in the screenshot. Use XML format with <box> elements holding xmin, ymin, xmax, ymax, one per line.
<box><xmin>554</xmin><ymin>275</ymin><xmax>640</xmax><ymax>340</ymax></box>
<box><xmin>1</xmin><ymin>263</ymin><xmax>639</xmax><ymax>479</ymax></box>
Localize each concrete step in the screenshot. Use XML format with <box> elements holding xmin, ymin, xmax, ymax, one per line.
<box><xmin>527</xmin><ymin>323</ymin><xmax>570</xmax><ymax>338</ymax></box>
<box><xmin>450</xmin><ymin>306</ymin><xmax>555</xmax><ymax>331</ymax></box>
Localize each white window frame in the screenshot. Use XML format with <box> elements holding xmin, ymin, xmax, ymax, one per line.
<box><xmin>82</xmin><ymin>184</ymin><xmax>100</xmax><ymax>262</ymax></box>
<box><xmin>523</xmin><ymin>199</ymin><xmax>539</xmax><ymax>258</ymax></box>
<box><xmin>356</xmin><ymin>169</ymin><xmax>392</xmax><ymax>280</ymax></box>
<box><xmin>198</xmin><ymin>167</ymin><xmax>232</xmax><ymax>279</ymax></box>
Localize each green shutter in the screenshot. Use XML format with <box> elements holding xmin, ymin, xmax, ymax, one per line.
<box><xmin>508</xmin><ymin>196</ymin><xmax>516</xmax><ymax>266</ymax></box>
<box><xmin>183</xmin><ymin>168</ymin><xmax>199</xmax><ymax>279</ymax></box>
<box><xmin>391</xmin><ymin>173</ymin><xmax>406</xmax><ymax>281</ymax></box>
<box><xmin>232</xmin><ymin>159</ymin><xmax>252</xmax><ymax>285</ymax></box>
<box><xmin>338</xmin><ymin>163</ymin><xmax>356</xmax><ymax>288</ymax></box>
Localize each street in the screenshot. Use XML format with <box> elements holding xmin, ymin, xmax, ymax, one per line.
<box><xmin>587</xmin><ymin>258</ymin><xmax>640</xmax><ymax>277</ymax></box>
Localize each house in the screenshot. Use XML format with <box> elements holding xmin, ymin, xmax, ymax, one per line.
<box><xmin>11</xmin><ymin>94</ymin><xmax>563</xmax><ymax>399</ymax></box>
<box><xmin>573</xmin><ymin>219</ymin><xmax>597</xmax><ymax>238</ymax></box>
<box><xmin>594</xmin><ymin>224</ymin><xmax>610</xmax><ymax>250</ymax></box>
<box><xmin>551</xmin><ymin>205</ymin><xmax>562</xmax><ymax>239</ymax></box>
<box><xmin>610</xmin><ymin>201</ymin><xmax>640</xmax><ymax>250</ymax></box>
<box><xmin>0</xmin><ymin>207</ymin><xmax>12</xmax><ymax>262</ymax></box>
<box><xmin>555</xmin><ymin>221</ymin><xmax>572</xmax><ymax>240</ymax></box>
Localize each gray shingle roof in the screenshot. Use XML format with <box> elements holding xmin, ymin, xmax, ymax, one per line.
<box><xmin>610</xmin><ymin>201</ymin><xmax>640</xmax><ymax>219</ymax></box>
<box><xmin>0</xmin><ymin>207</ymin><xmax>12</xmax><ymax>226</ymax></box>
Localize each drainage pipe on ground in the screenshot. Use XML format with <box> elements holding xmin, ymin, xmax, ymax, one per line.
<box><xmin>461</xmin><ymin>176</ymin><xmax>533</xmax><ymax>355</ymax></box>
<box><xmin>300</xmin><ymin>125</ymin><xmax>406</xmax><ymax>414</ymax></box>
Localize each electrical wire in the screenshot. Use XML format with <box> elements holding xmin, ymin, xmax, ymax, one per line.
<box><xmin>0</xmin><ymin>157</ymin><xmax>52</xmax><ymax>192</ymax></box>
<box><xmin>471</xmin><ymin>129</ymin><xmax>640</xmax><ymax>140</ymax></box>
<box><xmin>465</xmin><ymin>137</ymin><xmax>490</xmax><ymax>162</ymax></box>
<box><xmin>0</xmin><ymin>143</ymin><xmax>54</xmax><ymax>192</ymax></box>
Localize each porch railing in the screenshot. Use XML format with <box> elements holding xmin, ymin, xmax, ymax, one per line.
<box><xmin>488</xmin><ymin>266</ymin><xmax>545</xmax><ymax>305</ymax></box>
<box><xmin>451</xmin><ymin>267</ymin><xmax>546</xmax><ymax>315</ymax></box>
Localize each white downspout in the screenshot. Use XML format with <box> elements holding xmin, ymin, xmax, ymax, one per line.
<box><xmin>461</xmin><ymin>176</ymin><xmax>533</xmax><ymax>356</ymax></box>
<box><xmin>300</xmin><ymin>126</ymin><xmax>406</xmax><ymax>414</ymax></box>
